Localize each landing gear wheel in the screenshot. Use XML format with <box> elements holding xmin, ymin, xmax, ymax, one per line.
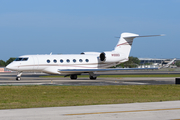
<box><xmin>70</xmin><ymin>75</ymin><xmax>77</xmax><ymax>80</ymax></box>
<box><xmin>90</xmin><ymin>76</ymin><xmax>97</xmax><ymax>80</ymax></box>
<box><xmin>16</xmin><ymin>72</ymin><xmax>22</xmax><ymax>81</ymax></box>
<box><xmin>16</xmin><ymin>77</ymin><xmax>21</xmax><ymax>81</ymax></box>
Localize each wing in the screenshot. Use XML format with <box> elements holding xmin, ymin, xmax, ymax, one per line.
<box><xmin>58</xmin><ymin>67</ymin><xmax>159</xmax><ymax>74</ymax></box>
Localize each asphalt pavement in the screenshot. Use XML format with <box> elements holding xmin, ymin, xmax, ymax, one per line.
<box><xmin>0</xmin><ymin>72</ymin><xmax>177</xmax><ymax>85</ymax></box>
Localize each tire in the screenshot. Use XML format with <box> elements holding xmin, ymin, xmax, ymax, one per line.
<box><xmin>16</xmin><ymin>77</ymin><xmax>21</xmax><ymax>81</ymax></box>
<box><xmin>90</xmin><ymin>76</ymin><xmax>97</xmax><ymax>80</ymax></box>
<box><xmin>70</xmin><ymin>75</ymin><xmax>77</xmax><ymax>80</ymax></box>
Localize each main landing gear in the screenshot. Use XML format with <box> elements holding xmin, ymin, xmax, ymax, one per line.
<box><xmin>89</xmin><ymin>72</ymin><xmax>97</xmax><ymax>80</ymax></box>
<box><xmin>16</xmin><ymin>72</ymin><xmax>22</xmax><ymax>81</ymax></box>
<box><xmin>89</xmin><ymin>76</ymin><xmax>97</xmax><ymax>80</ymax></box>
<box><xmin>69</xmin><ymin>73</ymin><xmax>97</xmax><ymax>80</ymax></box>
<box><xmin>70</xmin><ymin>75</ymin><xmax>77</xmax><ymax>80</ymax></box>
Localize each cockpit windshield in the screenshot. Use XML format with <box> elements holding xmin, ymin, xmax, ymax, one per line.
<box><xmin>14</xmin><ymin>57</ymin><xmax>29</xmax><ymax>61</ymax></box>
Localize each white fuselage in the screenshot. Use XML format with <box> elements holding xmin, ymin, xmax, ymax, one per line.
<box><xmin>7</xmin><ymin>54</ymin><xmax>126</xmax><ymax>75</ymax></box>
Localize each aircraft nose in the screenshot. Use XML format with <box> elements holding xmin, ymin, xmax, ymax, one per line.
<box><xmin>6</xmin><ymin>64</ymin><xmax>12</xmax><ymax>70</ymax></box>
<box><xmin>6</xmin><ymin>63</ymin><xmax>17</xmax><ymax>71</ymax></box>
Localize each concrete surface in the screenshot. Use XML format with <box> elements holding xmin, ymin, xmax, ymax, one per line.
<box><xmin>0</xmin><ymin>101</ymin><xmax>180</xmax><ymax>120</ymax></box>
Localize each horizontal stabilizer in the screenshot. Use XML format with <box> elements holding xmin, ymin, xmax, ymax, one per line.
<box><xmin>115</xmin><ymin>34</ymin><xmax>165</xmax><ymax>39</ymax></box>
<box><xmin>124</xmin><ymin>34</ymin><xmax>165</xmax><ymax>39</ymax></box>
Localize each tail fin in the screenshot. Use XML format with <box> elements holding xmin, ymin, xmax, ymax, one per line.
<box><xmin>163</xmin><ymin>58</ymin><xmax>176</xmax><ymax>68</ymax></box>
<box><xmin>114</xmin><ymin>33</ymin><xmax>139</xmax><ymax>58</ymax></box>
<box><xmin>114</xmin><ymin>32</ymin><xmax>164</xmax><ymax>59</ymax></box>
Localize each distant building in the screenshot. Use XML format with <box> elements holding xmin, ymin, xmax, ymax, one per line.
<box><xmin>0</xmin><ymin>67</ymin><xmax>11</xmax><ymax>72</ymax></box>
<box><xmin>0</xmin><ymin>68</ymin><xmax>4</xmax><ymax>72</ymax></box>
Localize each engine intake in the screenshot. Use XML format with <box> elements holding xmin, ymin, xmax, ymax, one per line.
<box><xmin>99</xmin><ymin>52</ymin><xmax>106</xmax><ymax>61</ymax></box>
<box><xmin>99</xmin><ymin>51</ymin><xmax>122</xmax><ymax>63</ymax></box>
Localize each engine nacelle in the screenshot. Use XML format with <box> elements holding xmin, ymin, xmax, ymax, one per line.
<box><xmin>99</xmin><ymin>51</ymin><xmax>123</xmax><ymax>63</ymax></box>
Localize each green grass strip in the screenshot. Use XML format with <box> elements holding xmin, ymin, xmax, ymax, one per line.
<box><xmin>0</xmin><ymin>85</ymin><xmax>180</xmax><ymax>109</ymax></box>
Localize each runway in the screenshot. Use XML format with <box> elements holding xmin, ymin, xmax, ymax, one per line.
<box><xmin>0</xmin><ymin>72</ymin><xmax>177</xmax><ymax>85</ymax></box>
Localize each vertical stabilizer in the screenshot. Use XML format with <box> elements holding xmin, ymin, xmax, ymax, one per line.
<box><xmin>114</xmin><ymin>33</ymin><xmax>139</xmax><ymax>58</ymax></box>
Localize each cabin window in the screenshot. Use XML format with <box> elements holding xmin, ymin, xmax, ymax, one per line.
<box><xmin>79</xmin><ymin>59</ymin><xmax>83</xmax><ymax>62</ymax></box>
<box><xmin>53</xmin><ymin>59</ymin><xmax>57</xmax><ymax>63</ymax></box>
<box><xmin>85</xmin><ymin>59</ymin><xmax>89</xmax><ymax>62</ymax></box>
<box><xmin>60</xmin><ymin>59</ymin><xmax>63</xmax><ymax>63</ymax></box>
<box><xmin>66</xmin><ymin>59</ymin><xmax>70</xmax><ymax>63</ymax></box>
<box><xmin>47</xmin><ymin>59</ymin><xmax>50</xmax><ymax>63</ymax></box>
<box><xmin>73</xmin><ymin>59</ymin><xmax>76</xmax><ymax>63</ymax></box>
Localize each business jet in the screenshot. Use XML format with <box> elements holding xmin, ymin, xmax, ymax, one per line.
<box><xmin>6</xmin><ymin>32</ymin><xmax>163</xmax><ymax>80</ymax></box>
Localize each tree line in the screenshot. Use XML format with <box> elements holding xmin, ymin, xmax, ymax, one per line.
<box><xmin>176</xmin><ymin>61</ymin><xmax>180</xmax><ymax>67</ymax></box>
<box><xmin>0</xmin><ymin>58</ymin><xmax>16</xmax><ymax>67</ymax></box>
<box><xmin>116</xmin><ymin>56</ymin><xmax>140</xmax><ymax>68</ymax></box>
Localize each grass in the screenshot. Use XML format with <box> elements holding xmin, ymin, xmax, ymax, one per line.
<box><xmin>40</xmin><ymin>74</ymin><xmax>180</xmax><ymax>78</ymax></box>
<box><xmin>0</xmin><ymin>85</ymin><xmax>180</xmax><ymax>109</ymax></box>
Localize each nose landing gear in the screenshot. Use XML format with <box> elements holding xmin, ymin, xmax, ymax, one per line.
<box><xmin>16</xmin><ymin>72</ymin><xmax>22</xmax><ymax>81</ymax></box>
<box><xmin>16</xmin><ymin>77</ymin><xmax>21</xmax><ymax>81</ymax></box>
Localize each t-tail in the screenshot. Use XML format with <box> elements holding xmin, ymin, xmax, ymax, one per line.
<box><xmin>114</xmin><ymin>32</ymin><xmax>164</xmax><ymax>60</ymax></box>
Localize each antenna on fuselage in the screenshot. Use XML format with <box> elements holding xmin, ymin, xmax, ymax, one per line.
<box><xmin>50</xmin><ymin>52</ymin><xmax>52</xmax><ymax>55</ymax></box>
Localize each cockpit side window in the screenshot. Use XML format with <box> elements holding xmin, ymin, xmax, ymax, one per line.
<box><xmin>22</xmin><ymin>58</ymin><xmax>29</xmax><ymax>61</ymax></box>
<box><xmin>14</xmin><ymin>57</ymin><xmax>28</xmax><ymax>61</ymax></box>
<box><xmin>14</xmin><ymin>58</ymin><xmax>23</xmax><ymax>61</ymax></box>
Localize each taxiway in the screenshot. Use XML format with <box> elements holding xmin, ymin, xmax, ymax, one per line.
<box><xmin>0</xmin><ymin>72</ymin><xmax>177</xmax><ymax>86</ymax></box>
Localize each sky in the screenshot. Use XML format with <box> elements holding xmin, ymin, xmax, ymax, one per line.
<box><xmin>0</xmin><ymin>0</ymin><xmax>180</xmax><ymax>61</ymax></box>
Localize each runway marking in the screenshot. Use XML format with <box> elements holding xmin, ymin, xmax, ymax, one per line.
<box><xmin>65</xmin><ymin>108</ymin><xmax>180</xmax><ymax>116</ymax></box>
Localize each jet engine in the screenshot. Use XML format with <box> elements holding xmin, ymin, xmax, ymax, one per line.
<box><xmin>99</xmin><ymin>51</ymin><xmax>122</xmax><ymax>63</ymax></box>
